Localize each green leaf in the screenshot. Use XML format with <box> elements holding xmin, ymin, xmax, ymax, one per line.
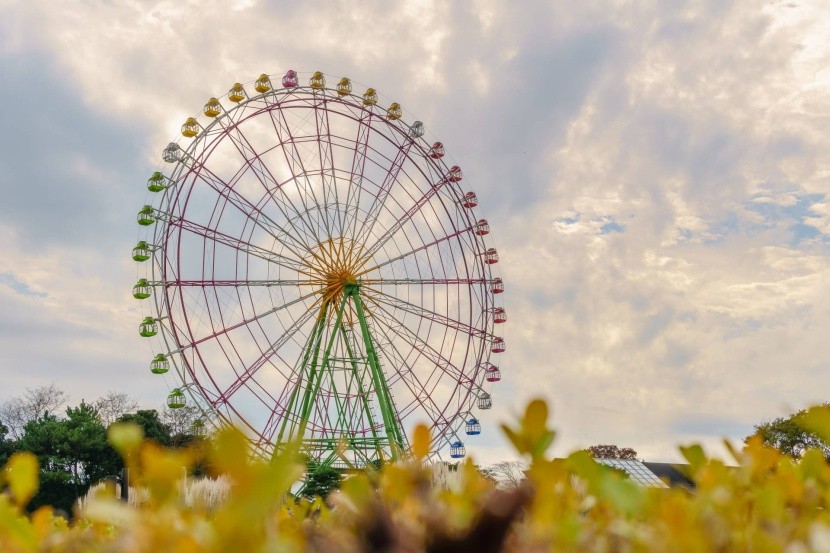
<box><xmin>679</xmin><ymin>444</ymin><xmax>707</xmax><ymax>473</ymax></box>
<box><xmin>601</xmin><ymin>475</ymin><xmax>644</xmax><ymax>515</ymax></box>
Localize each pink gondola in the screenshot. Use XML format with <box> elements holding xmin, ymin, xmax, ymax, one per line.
<box><xmin>475</xmin><ymin>219</ymin><xmax>490</xmax><ymax>235</ymax></box>
<box><xmin>485</xmin><ymin>366</ymin><xmax>501</xmax><ymax>382</ymax></box>
<box><xmin>282</xmin><ymin>70</ymin><xmax>298</xmax><ymax>88</ymax></box>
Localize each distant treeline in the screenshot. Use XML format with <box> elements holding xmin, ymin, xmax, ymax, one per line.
<box><xmin>0</xmin><ymin>384</ymin><xmax>206</xmax><ymax>514</ymax></box>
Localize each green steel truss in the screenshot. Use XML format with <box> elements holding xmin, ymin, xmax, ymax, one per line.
<box><xmin>275</xmin><ymin>283</ymin><xmax>406</xmax><ymax>467</ymax></box>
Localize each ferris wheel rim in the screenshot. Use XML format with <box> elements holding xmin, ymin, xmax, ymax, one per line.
<box><xmin>136</xmin><ymin>71</ymin><xmax>504</xmax><ymax>457</ymax></box>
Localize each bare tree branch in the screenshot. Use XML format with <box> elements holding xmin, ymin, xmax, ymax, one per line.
<box><xmin>94</xmin><ymin>391</ymin><xmax>139</xmax><ymax>427</ymax></box>
<box><xmin>0</xmin><ymin>383</ymin><xmax>68</xmax><ymax>439</ymax></box>
<box><xmin>480</xmin><ymin>460</ymin><xmax>528</xmax><ymax>489</ymax></box>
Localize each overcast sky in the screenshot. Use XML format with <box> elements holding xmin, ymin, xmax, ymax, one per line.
<box><xmin>1</xmin><ymin>0</ymin><xmax>829</xmax><ymax>464</ymax></box>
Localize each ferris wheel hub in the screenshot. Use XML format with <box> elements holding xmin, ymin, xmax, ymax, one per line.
<box><xmin>304</xmin><ymin>237</ymin><xmax>363</xmax><ymax>303</ymax></box>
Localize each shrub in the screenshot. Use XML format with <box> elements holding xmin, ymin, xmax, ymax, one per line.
<box><xmin>3</xmin><ymin>400</ymin><xmax>830</xmax><ymax>551</ymax></box>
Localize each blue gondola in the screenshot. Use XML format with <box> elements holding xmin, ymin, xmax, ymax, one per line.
<box><xmin>465</xmin><ymin>418</ymin><xmax>481</xmax><ymax>435</ymax></box>
<box><xmin>450</xmin><ymin>441</ymin><xmax>466</xmax><ymax>459</ymax></box>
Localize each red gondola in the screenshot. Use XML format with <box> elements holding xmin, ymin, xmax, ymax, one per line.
<box><xmin>483</xmin><ymin>248</ymin><xmax>499</xmax><ymax>264</ymax></box>
<box><xmin>493</xmin><ymin>307</ymin><xmax>506</xmax><ymax>323</ymax></box>
<box><xmin>448</xmin><ymin>165</ymin><xmax>463</xmax><ymax>182</ymax></box>
<box><xmin>491</xmin><ymin>278</ymin><xmax>504</xmax><ymax>294</ymax></box>
<box><xmin>491</xmin><ymin>337</ymin><xmax>505</xmax><ymax>353</ymax></box>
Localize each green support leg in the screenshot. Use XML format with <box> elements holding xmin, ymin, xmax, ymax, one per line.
<box><xmin>277</xmin><ymin>282</ymin><xmax>407</xmax><ymax>466</ymax></box>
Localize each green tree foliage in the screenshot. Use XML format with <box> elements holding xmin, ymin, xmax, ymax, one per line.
<box><xmin>0</xmin><ymin>422</ymin><xmax>16</xmax><ymax>467</ymax></box>
<box><xmin>18</xmin><ymin>402</ymin><xmax>121</xmax><ymax>513</ymax></box>
<box><xmin>161</xmin><ymin>404</ymin><xmax>206</xmax><ymax>447</ymax></box>
<box><xmin>746</xmin><ymin>403</ymin><xmax>830</xmax><ymax>459</ymax></box>
<box><xmin>300</xmin><ymin>461</ymin><xmax>343</xmax><ymax>500</ymax></box>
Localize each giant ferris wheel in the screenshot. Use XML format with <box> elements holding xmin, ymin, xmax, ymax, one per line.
<box><xmin>132</xmin><ymin>70</ymin><xmax>506</xmax><ymax>466</ymax></box>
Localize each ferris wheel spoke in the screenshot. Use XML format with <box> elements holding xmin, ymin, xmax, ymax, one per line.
<box><xmin>368</xmin><ymin>319</ymin><xmax>451</xmax><ymax>430</ymax></box>
<box><xmin>313</xmin><ymin>92</ymin><xmax>342</xmax><ymax>236</ymax></box>
<box><xmin>211</xmin><ymin>306</ymin><xmax>319</xmax><ymax>407</ymax></box>
<box><xmin>212</xmin><ymin>110</ymin><xmax>325</xmax><ymax>248</ymax></box>
<box><xmin>358</xmin><ymin>172</ymin><xmax>458</xmax><ymax>262</ymax></box>
<box><xmin>366</xmin><ymin>289</ymin><xmax>491</xmax><ymax>340</ymax></box>
<box><xmin>171</xmin><ymin>217</ymin><xmax>316</xmax><ymax>277</ymax></box>
<box><xmin>267</xmin><ymin>106</ymin><xmax>329</xmax><ymax>243</ymax></box>
<box><xmin>361</xmin><ymin>278</ymin><xmax>486</xmax><ymax>286</ymax></box>
<box><xmin>186</xmin><ymin>159</ymin><xmax>320</xmax><ymax>262</ymax></box>
<box><xmin>342</xmin><ymin>111</ymin><xmax>372</xmax><ymax>241</ymax></box>
<box><xmin>356</xmin><ymin>223</ymin><xmax>474</xmax><ymax>277</ymax></box>
<box><xmin>352</xmin><ymin>135</ymin><xmax>415</xmax><ymax>247</ymax></box>
<box><xmin>153</xmin><ymin>279</ymin><xmax>320</xmax><ymax>288</ymax></box>
<box><xmin>177</xmin><ymin>289</ymin><xmax>319</xmax><ymax>351</ymax></box>
<box><xmin>369</xmin><ymin>302</ymin><xmax>476</xmax><ymax>392</ymax></box>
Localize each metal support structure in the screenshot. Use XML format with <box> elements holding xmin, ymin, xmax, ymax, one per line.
<box><xmin>275</xmin><ymin>281</ymin><xmax>406</xmax><ymax>467</ymax></box>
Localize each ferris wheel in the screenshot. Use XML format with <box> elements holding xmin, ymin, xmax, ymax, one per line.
<box><xmin>132</xmin><ymin>70</ymin><xmax>506</xmax><ymax>466</ymax></box>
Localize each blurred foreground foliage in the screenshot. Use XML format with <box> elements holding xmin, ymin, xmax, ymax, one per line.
<box><xmin>5</xmin><ymin>400</ymin><xmax>830</xmax><ymax>551</ymax></box>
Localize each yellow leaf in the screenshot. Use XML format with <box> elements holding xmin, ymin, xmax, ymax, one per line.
<box><xmin>108</xmin><ymin>422</ymin><xmax>144</xmax><ymax>456</ymax></box>
<box><xmin>500</xmin><ymin>423</ymin><xmax>525</xmax><ymax>454</ymax></box>
<box><xmin>411</xmin><ymin>423</ymin><xmax>430</xmax><ymax>460</ymax></box>
<box><xmin>523</xmin><ymin>399</ymin><xmax>549</xmax><ymax>437</ymax></box>
<box><xmin>799</xmin><ymin>405</ymin><xmax>830</xmax><ymax>444</ymax></box>
<box><xmin>679</xmin><ymin>444</ymin><xmax>707</xmax><ymax>473</ymax></box>
<box><xmin>6</xmin><ymin>452</ymin><xmax>38</xmax><ymax>508</ymax></box>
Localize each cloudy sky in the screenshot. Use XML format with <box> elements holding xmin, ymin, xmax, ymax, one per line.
<box><xmin>1</xmin><ymin>0</ymin><xmax>829</xmax><ymax>464</ymax></box>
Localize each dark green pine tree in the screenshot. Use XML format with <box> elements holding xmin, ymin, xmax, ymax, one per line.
<box><xmin>19</xmin><ymin>402</ymin><xmax>121</xmax><ymax>514</ymax></box>
<box><xmin>300</xmin><ymin>461</ymin><xmax>344</xmax><ymax>500</ymax></box>
<box><xmin>116</xmin><ymin>409</ymin><xmax>172</xmax><ymax>446</ymax></box>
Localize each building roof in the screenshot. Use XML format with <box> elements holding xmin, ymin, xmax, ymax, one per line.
<box><xmin>642</xmin><ymin>462</ymin><xmax>696</xmax><ymax>490</ymax></box>
<box><xmin>595</xmin><ymin>459</ymin><xmax>668</xmax><ymax>488</ymax></box>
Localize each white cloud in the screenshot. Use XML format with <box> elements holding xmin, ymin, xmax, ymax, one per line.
<box><xmin>1</xmin><ymin>0</ymin><xmax>829</xmax><ymax>465</ymax></box>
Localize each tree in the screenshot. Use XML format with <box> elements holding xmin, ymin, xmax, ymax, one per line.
<box><xmin>0</xmin><ymin>422</ymin><xmax>16</xmax><ymax>467</ymax></box>
<box><xmin>0</xmin><ymin>384</ymin><xmax>68</xmax><ymax>439</ymax></box>
<box><xmin>162</xmin><ymin>404</ymin><xmax>207</xmax><ymax>447</ymax></box>
<box><xmin>300</xmin><ymin>461</ymin><xmax>343</xmax><ymax>500</ymax></box>
<box><xmin>584</xmin><ymin>445</ymin><xmax>638</xmax><ymax>460</ymax></box>
<box><xmin>19</xmin><ymin>401</ymin><xmax>120</xmax><ymax>513</ymax></box>
<box><xmin>94</xmin><ymin>391</ymin><xmax>139</xmax><ymax>427</ymax></box>
<box><xmin>481</xmin><ymin>460</ymin><xmax>528</xmax><ymax>489</ymax></box>
<box><xmin>746</xmin><ymin>404</ymin><xmax>830</xmax><ymax>459</ymax></box>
